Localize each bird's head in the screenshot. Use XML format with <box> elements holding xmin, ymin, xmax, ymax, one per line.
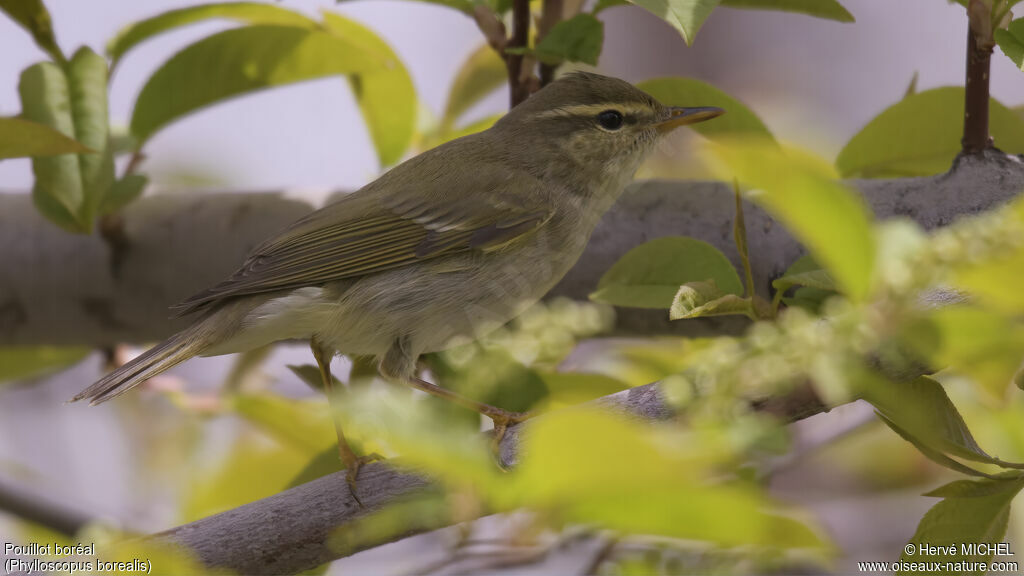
<box><xmin>495</xmin><ymin>72</ymin><xmax>724</xmax><ymax>182</ymax></box>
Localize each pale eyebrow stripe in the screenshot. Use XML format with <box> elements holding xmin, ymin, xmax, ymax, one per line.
<box><xmin>536</xmin><ymin>102</ymin><xmax>651</xmax><ymax>119</ymax></box>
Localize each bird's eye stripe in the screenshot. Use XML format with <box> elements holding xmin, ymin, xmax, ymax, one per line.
<box><xmin>535</xmin><ymin>103</ymin><xmax>651</xmax><ymax>119</ymax></box>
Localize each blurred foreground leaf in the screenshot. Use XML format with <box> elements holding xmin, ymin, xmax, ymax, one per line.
<box><xmin>592</xmin><ymin>237</ymin><xmax>742</xmax><ymax>309</ymax></box>
<box><xmin>513</xmin><ymin>408</ymin><xmax>827</xmax><ymax>549</ymax></box>
<box><xmin>233</xmin><ymin>392</ymin><xmax>336</xmax><ymax>456</ymax></box>
<box><xmin>902</xmin><ymin>306</ymin><xmax>1024</xmax><ymax>400</ymax></box>
<box><xmin>329</xmin><ymin>493</ymin><xmax>450</xmax><ymax>558</ymax></box>
<box><xmin>341</xmin><ymin>387</ymin><xmax>826</xmax><ymax>551</ymax></box>
<box><xmin>0</xmin><ymin>117</ymin><xmax>93</xmax><ymax>159</ymax></box>
<box><xmin>707</xmin><ymin>140</ymin><xmax>875</xmax><ymax>300</ymax></box>
<box><xmin>84</xmin><ymin>524</ymin><xmax>230</xmax><ymax>576</ymax></box>
<box><xmin>954</xmin><ymin>241</ymin><xmax>1024</xmax><ymax>315</ymax></box>
<box><xmin>836</xmin><ymin>87</ymin><xmax>1024</xmax><ymax>178</ymax></box>
<box><xmin>0</xmin><ymin>347</ymin><xmax>89</xmax><ymax>383</ymax></box>
<box><xmin>184</xmin><ymin>437</ymin><xmax>311</xmax><ymax>521</ymax></box>
<box><xmin>537</xmin><ymin>371</ymin><xmax>631</xmax><ymax>409</ymax></box>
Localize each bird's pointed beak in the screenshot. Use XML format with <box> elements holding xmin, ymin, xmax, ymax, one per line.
<box><xmin>655</xmin><ymin>106</ymin><xmax>725</xmax><ymax>134</ymax></box>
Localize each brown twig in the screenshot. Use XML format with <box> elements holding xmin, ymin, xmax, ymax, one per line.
<box><xmin>507</xmin><ymin>0</ymin><xmax>532</xmax><ymax>107</ymax></box>
<box><xmin>962</xmin><ymin>2</ymin><xmax>995</xmax><ymax>154</ymax></box>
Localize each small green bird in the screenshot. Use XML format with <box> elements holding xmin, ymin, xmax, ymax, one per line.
<box><xmin>72</xmin><ymin>72</ymin><xmax>722</xmax><ymax>484</ymax></box>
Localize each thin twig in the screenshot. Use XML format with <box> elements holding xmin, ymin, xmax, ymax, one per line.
<box><xmin>579</xmin><ymin>535</ymin><xmax>618</xmax><ymax>576</ymax></box>
<box><xmin>0</xmin><ymin>478</ymin><xmax>94</xmax><ymax>537</ymax></box>
<box><xmin>962</xmin><ymin>1</ymin><xmax>994</xmax><ymax>154</ymax></box>
<box><xmin>507</xmin><ymin>0</ymin><xmax>532</xmax><ymax>107</ymax></box>
<box><xmin>123</xmin><ymin>148</ymin><xmax>146</xmax><ymax>177</ymax></box>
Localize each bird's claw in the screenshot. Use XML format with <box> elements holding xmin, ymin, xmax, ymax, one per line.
<box><xmin>343</xmin><ymin>452</ymin><xmax>384</xmax><ymax>508</ymax></box>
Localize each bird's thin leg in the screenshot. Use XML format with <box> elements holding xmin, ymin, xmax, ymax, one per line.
<box><xmin>405</xmin><ymin>375</ymin><xmax>533</xmax><ymax>447</ymax></box>
<box><xmin>312</xmin><ymin>339</ymin><xmax>381</xmax><ymax>504</ymax></box>
<box><xmin>384</xmin><ymin>336</ymin><xmax>534</xmax><ymax>449</ymax></box>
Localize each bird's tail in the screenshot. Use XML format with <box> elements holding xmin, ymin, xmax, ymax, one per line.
<box><xmin>70</xmin><ymin>324</ymin><xmax>210</xmax><ymax>406</ymax></box>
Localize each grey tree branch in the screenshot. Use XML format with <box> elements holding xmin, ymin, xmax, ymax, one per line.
<box><xmin>1</xmin><ymin>155</ymin><xmax>1022</xmax><ymax>347</ymax></box>
<box><xmin>0</xmin><ymin>477</ymin><xmax>94</xmax><ymax>537</ymax></box>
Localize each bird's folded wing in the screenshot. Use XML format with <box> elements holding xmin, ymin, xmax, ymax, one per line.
<box><xmin>171</xmin><ymin>179</ymin><xmax>552</xmax><ymax>316</ymax></box>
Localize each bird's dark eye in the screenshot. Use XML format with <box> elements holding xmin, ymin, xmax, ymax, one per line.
<box><xmin>597</xmin><ymin>110</ymin><xmax>623</xmax><ymax>130</ymax></box>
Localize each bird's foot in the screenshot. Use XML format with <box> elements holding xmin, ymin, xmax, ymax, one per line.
<box><xmin>340</xmin><ymin>448</ymin><xmax>384</xmax><ymax>507</ymax></box>
<box><xmin>485</xmin><ymin>409</ymin><xmax>533</xmax><ymax>462</ymax></box>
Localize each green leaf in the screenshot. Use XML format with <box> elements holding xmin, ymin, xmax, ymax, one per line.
<box><xmin>232</xmin><ymin>393</ymin><xmax>336</xmax><ymax>456</ymax></box>
<box><xmin>106</xmin><ymin>1</ymin><xmax>316</xmax><ymax>67</ymax></box>
<box><xmin>321</xmin><ymin>12</ymin><xmax>416</xmax><ymax>167</ymax></box>
<box><xmin>0</xmin><ymin>0</ymin><xmax>63</xmax><ymax>62</ymax></box>
<box><xmin>287</xmin><ymin>445</ymin><xmax>344</xmax><ymax>488</ymax></box>
<box><xmin>328</xmin><ymin>494</ymin><xmax>451</xmax><ymax>559</ymax></box>
<box><xmin>772</xmin><ymin>269</ymin><xmax>836</xmax><ymax>293</ymax></box>
<box><xmin>336</xmin><ymin>0</ymin><xmax>475</xmax><ymax>15</ymax></box>
<box><xmin>900</xmin><ymin>475</ymin><xmax>1024</xmax><ymax>573</ymax></box>
<box><xmin>626</xmin><ymin>0</ymin><xmax>721</xmax><ymax>45</ymax></box>
<box><xmin>878</xmin><ymin>413</ymin><xmax>994</xmax><ymax>478</ymax></box>
<box><xmin>718</xmin><ymin>0</ymin><xmax>853</xmax><ymax>22</ymax></box>
<box><xmin>18</xmin><ymin>49</ymin><xmax>113</xmax><ymax>233</ymax></box>
<box><xmin>0</xmin><ymin>117</ymin><xmax>93</xmax><ymax>159</ymax></box>
<box><xmin>534</xmin><ymin>14</ymin><xmax>604</xmax><ymax>66</ymax></box>
<box><xmin>836</xmin><ymin>87</ymin><xmax>1024</xmax><ymax>178</ymax></box>
<box><xmin>442</xmin><ymin>43</ymin><xmax>507</xmax><ymax>130</ymax></box>
<box><xmin>774</xmin><ymin>254</ymin><xmax>836</xmax><ymax>312</ymax></box>
<box><xmin>67</xmin><ymin>47</ymin><xmax>115</xmax><ymax>224</ymax></box>
<box><xmin>184</xmin><ymin>437</ymin><xmax>312</xmax><ymax>521</ymax></box>
<box><xmin>593</xmin><ymin>0</ymin><xmax>629</xmax><ymax>13</ymax></box>
<box><xmin>707</xmin><ymin>140</ymin><xmax>875</xmax><ymax>300</ymax></box>
<box><xmin>954</xmin><ymin>240</ymin><xmax>1024</xmax><ymax>315</ymax></box>
<box><xmin>514</xmin><ymin>407</ymin><xmax>826</xmax><ymax>549</ymax></box>
<box><xmin>591</xmin><ymin>237</ymin><xmax>743</xmax><ymax>309</ymax></box>
<box><xmin>430</xmin><ymin>347</ymin><xmax>549</xmax><ymax>413</ymax></box>
<box><xmin>537</xmin><ymin>371</ymin><xmax>630</xmax><ymax>408</ymax></box>
<box><xmin>670</xmin><ymin>280</ymin><xmax>751</xmax><ymax>319</ymax></box>
<box><xmin>129</xmin><ymin>25</ymin><xmax>385</xmax><ymax>143</ymax></box>
<box><xmin>995</xmin><ymin>18</ymin><xmax>1024</xmax><ymax>70</ymax></box>
<box><xmin>0</xmin><ymin>347</ymin><xmax>89</xmax><ymax>383</ymax></box>
<box><xmin>20</xmin><ymin>62</ymin><xmax>86</xmax><ymax>232</ymax></box>
<box><xmin>100</xmin><ymin>174</ymin><xmax>147</xmax><ymax>214</ymax></box>
<box><xmin>862</xmin><ymin>376</ymin><xmax>1022</xmax><ymax>469</ymax></box>
<box><xmin>425</xmin><ymin>114</ymin><xmax>503</xmax><ymax>149</ymax></box>
<box><xmin>286</xmin><ymin>363</ymin><xmax>338</xmax><ymax>393</ymax></box>
<box><xmin>902</xmin><ymin>306</ymin><xmax>1024</xmax><ymax>400</ymax></box>
<box><xmin>638</xmin><ymin>77</ymin><xmax>773</xmax><ymax>141</ymax></box>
